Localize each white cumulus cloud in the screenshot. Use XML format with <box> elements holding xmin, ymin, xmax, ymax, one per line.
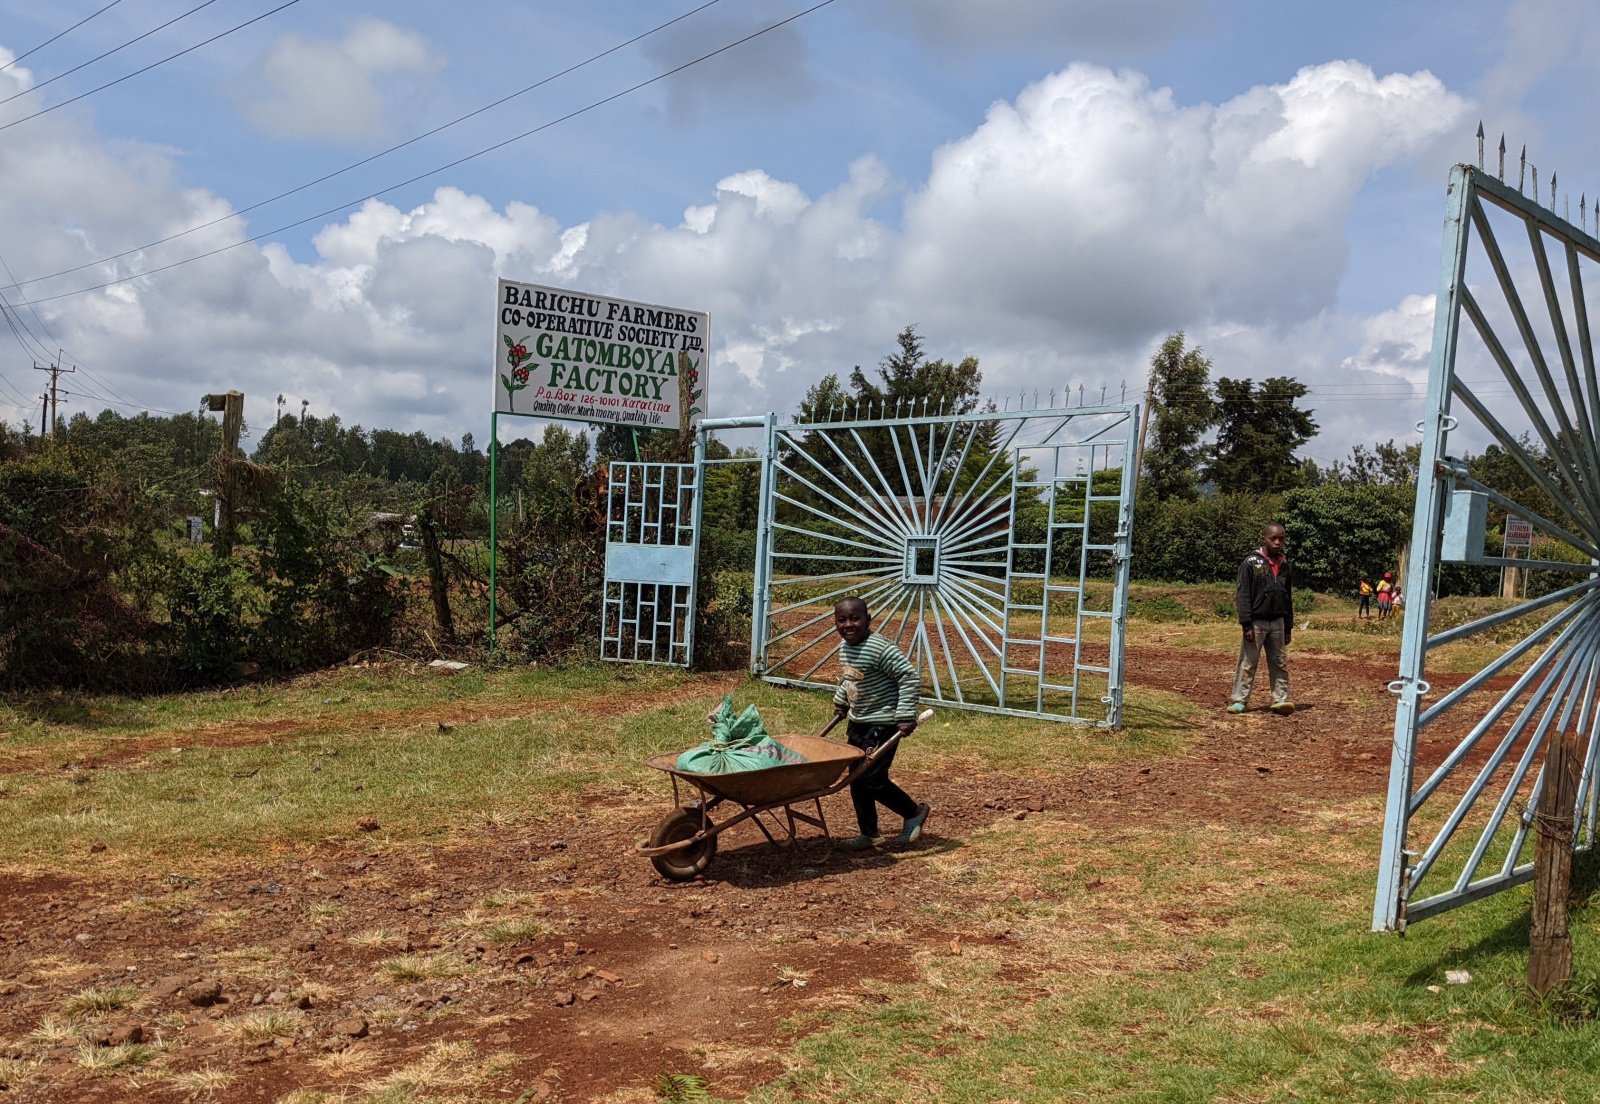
<box><xmin>238</xmin><ymin>18</ymin><xmax>444</xmax><ymax>144</ymax></box>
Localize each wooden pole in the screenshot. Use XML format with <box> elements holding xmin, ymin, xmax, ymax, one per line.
<box><xmin>1528</xmin><ymin>727</ymin><xmax>1580</xmax><ymax>997</ymax></box>
<box><xmin>205</xmin><ymin>391</ymin><xmax>244</xmax><ymax>556</ymax></box>
<box><xmin>418</xmin><ymin>508</ymin><xmax>455</xmax><ymax>646</ymax></box>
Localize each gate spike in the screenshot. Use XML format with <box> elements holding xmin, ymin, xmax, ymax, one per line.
<box><xmin>1551</xmin><ymin>170</ymin><xmax>1558</xmax><ymax>208</ymax></box>
<box><xmin>1533</xmin><ymin>163</ymin><xmax>1539</xmax><ymax>203</ymax></box>
<box><xmin>1582</xmin><ymin>195</ymin><xmax>1587</xmax><ymax>230</ymax></box>
<box><xmin>1100</xmin><ymin>384</ymin><xmax>1107</xmax><ymax>404</ymax></box>
<box><xmin>1121</xmin><ymin>382</ymin><xmax>1127</xmax><ymax>403</ymax></box>
<box><xmin>1498</xmin><ymin>133</ymin><xmax>1506</xmax><ymax>180</ymax></box>
<box><xmin>1078</xmin><ymin>384</ymin><xmax>1085</xmax><ymax>406</ymax></box>
<box><xmin>1476</xmin><ymin>121</ymin><xmax>1484</xmax><ymax>169</ymax></box>
<box><xmin>1519</xmin><ymin>145</ymin><xmax>1527</xmax><ymax>193</ymax></box>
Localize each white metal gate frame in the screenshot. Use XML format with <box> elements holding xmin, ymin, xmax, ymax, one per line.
<box><xmin>715</xmin><ymin>403</ymin><xmax>1139</xmax><ymax>726</ymax></box>
<box><xmin>599</xmin><ymin>460</ymin><xmax>701</xmax><ymax>665</ymax></box>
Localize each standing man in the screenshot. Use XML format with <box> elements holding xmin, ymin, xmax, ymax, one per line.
<box><xmin>1228</xmin><ymin>522</ymin><xmax>1295</xmax><ymax>716</ymax></box>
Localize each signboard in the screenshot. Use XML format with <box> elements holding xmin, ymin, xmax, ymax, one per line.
<box><xmin>494</xmin><ymin>279</ymin><xmax>707</xmax><ymax>433</ymax></box>
<box><xmin>1504</xmin><ymin>516</ymin><xmax>1532</xmax><ymax>548</ymax></box>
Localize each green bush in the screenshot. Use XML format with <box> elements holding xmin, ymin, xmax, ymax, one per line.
<box><xmin>1131</xmin><ymin>491</ymin><xmax>1280</xmax><ymax>583</ymax></box>
<box><xmin>164</xmin><ymin>549</ymin><xmax>255</xmax><ymax>683</ymax></box>
<box><xmin>1279</xmin><ymin>482</ymin><xmax>1412</xmax><ymax>592</ymax></box>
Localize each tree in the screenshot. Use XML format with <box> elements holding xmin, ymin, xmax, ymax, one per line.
<box><xmin>1207</xmin><ymin>376</ymin><xmax>1318</xmax><ymax>495</ymax></box>
<box><xmin>1141</xmin><ymin>332</ymin><xmax>1217</xmax><ymax>501</ymax></box>
<box><xmin>1325</xmin><ymin>439</ymin><xmax>1420</xmax><ymax>486</ymax></box>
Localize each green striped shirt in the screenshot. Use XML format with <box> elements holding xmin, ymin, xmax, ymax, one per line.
<box><xmin>833</xmin><ymin>632</ymin><xmax>920</xmax><ymax>723</ymax></box>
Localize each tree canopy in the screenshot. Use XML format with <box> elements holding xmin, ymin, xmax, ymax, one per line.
<box><xmin>1141</xmin><ymin>332</ymin><xmax>1216</xmax><ymax>501</ymax></box>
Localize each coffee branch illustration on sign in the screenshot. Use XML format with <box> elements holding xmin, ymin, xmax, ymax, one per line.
<box><xmin>501</xmin><ymin>335</ymin><xmax>534</xmax><ymax>413</ymax></box>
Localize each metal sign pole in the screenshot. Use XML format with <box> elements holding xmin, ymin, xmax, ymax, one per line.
<box><xmin>487</xmin><ymin>411</ymin><xmax>499</xmax><ymax>654</ymax></box>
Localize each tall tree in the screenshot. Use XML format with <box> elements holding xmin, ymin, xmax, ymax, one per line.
<box><xmin>1207</xmin><ymin>376</ymin><xmax>1318</xmax><ymax>495</ymax></box>
<box><xmin>1142</xmin><ymin>332</ymin><xmax>1216</xmax><ymax>501</ymax></box>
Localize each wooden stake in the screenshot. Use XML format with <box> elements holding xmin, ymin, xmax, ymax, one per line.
<box><xmin>418</xmin><ymin>508</ymin><xmax>455</xmax><ymax>646</ymax></box>
<box><xmin>204</xmin><ymin>390</ymin><xmax>244</xmax><ymax>556</ymax></box>
<box><xmin>1528</xmin><ymin>727</ymin><xmax>1580</xmax><ymax>997</ymax></box>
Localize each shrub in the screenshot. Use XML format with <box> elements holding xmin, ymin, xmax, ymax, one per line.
<box><xmin>1279</xmin><ymin>482</ymin><xmax>1413</xmax><ymax>592</ymax></box>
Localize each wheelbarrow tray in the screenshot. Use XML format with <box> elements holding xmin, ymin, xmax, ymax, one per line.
<box><xmin>646</xmin><ymin>735</ymin><xmax>863</xmax><ymax>806</ymax></box>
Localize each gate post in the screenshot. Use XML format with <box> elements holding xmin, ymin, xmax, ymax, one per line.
<box><xmin>750</xmin><ymin>413</ymin><xmax>777</xmax><ymax>674</ymax></box>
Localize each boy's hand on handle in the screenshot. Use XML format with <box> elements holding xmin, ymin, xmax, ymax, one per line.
<box><xmin>1242</xmin><ymin>625</ymin><xmax>1255</xmax><ymax>644</ymax></box>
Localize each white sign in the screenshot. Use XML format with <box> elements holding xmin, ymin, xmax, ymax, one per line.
<box><xmin>1505</xmin><ymin>516</ymin><xmax>1533</xmax><ymax>548</ymax></box>
<box><xmin>494</xmin><ymin>279</ymin><xmax>708</xmax><ymax>433</ymax></box>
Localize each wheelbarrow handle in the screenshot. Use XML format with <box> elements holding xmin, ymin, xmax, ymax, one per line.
<box><xmin>846</xmin><ymin>708</ymin><xmax>935</xmax><ymax>772</ymax></box>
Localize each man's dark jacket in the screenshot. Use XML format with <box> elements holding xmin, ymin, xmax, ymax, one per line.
<box><xmin>1236</xmin><ymin>551</ymin><xmax>1294</xmax><ymax>633</ymax></box>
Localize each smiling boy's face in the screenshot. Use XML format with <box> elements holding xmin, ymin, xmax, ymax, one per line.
<box><xmin>834</xmin><ymin>601</ymin><xmax>870</xmax><ymax>644</ymax></box>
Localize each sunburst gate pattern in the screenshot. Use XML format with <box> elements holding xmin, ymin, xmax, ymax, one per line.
<box><xmin>1375</xmin><ymin>164</ymin><xmax>1600</xmax><ymax>931</ymax></box>
<box><xmin>753</xmin><ymin>405</ymin><xmax>1139</xmax><ymax>725</ymax></box>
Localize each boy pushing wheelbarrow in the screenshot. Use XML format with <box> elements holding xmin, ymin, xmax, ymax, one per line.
<box><xmin>830</xmin><ymin>596</ymin><xmax>931</xmax><ymax>850</ymax></box>
<box><xmin>641</xmin><ymin>596</ymin><xmax>932</xmax><ymax>880</ymax></box>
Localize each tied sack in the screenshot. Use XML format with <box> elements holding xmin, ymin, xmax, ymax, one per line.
<box><xmin>675</xmin><ymin>696</ymin><xmax>808</xmax><ymax>774</ymax></box>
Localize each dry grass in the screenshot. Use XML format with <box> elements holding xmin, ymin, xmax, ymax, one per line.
<box><xmin>226</xmin><ymin>1010</ymin><xmax>304</xmax><ymax>1043</ymax></box>
<box><xmin>26</xmin><ymin>1016</ymin><xmax>78</xmax><ymax>1045</ymax></box>
<box><xmin>63</xmin><ymin>984</ymin><xmax>141</xmax><ymax>1018</ymax></box>
<box><xmin>73</xmin><ymin>1041</ymin><xmax>155</xmax><ymax>1073</ymax></box>
<box><xmin>0</xmin><ymin>1058</ymin><xmax>40</xmax><ymax>1092</ymax></box>
<box><xmin>477</xmin><ymin>888</ymin><xmax>540</xmax><ymax>909</ymax></box>
<box><xmin>379</xmin><ymin>953</ymin><xmax>474</xmax><ymax>983</ymax></box>
<box><xmin>166</xmin><ymin>1064</ymin><xmax>235</xmax><ymax>1099</ymax></box>
<box><xmin>312</xmin><ymin>1043</ymin><xmax>379</xmax><ymax>1079</ymax></box>
<box><xmin>200</xmin><ymin>907</ymin><xmax>251</xmax><ymax>931</ymax></box>
<box><xmin>348</xmin><ymin>926</ymin><xmax>409</xmax><ymax>950</ymax></box>
<box><xmin>359</xmin><ymin>1038</ymin><xmax>504</xmax><ymax>1097</ymax></box>
<box><xmin>481</xmin><ymin>917</ymin><xmax>543</xmax><ymax>944</ymax></box>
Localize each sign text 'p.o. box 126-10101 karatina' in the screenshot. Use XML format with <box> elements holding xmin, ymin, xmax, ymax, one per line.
<box><xmin>493</xmin><ymin>278</ymin><xmax>708</xmax><ymax>436</ymax></box>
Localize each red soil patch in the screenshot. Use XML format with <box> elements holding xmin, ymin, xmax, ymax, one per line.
<box><xmin>2</xmin><ymin>643</ymin><xmax>1420</xmax><ymax>1102</ymax></box>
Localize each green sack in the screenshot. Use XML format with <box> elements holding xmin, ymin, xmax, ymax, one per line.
<box><xmin>675</xmin><ymin>696</ymin><xmax>808</xmax><ymax>774</ymax></box>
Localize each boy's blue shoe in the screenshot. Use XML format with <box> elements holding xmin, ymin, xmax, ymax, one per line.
<box><xmin>840</xmin><ymin>834</ymin><xmax>885</xmax><ymax>851</ymax></box>
<box><xmin>899</xmin><ymin>803</ymin><xmax>931</xmax><ymax>844</ymax></box>
<box><xmin>1226</xmin><ymin>702</ymin><xmax>1245</xmax><ymax>714</ymax></box>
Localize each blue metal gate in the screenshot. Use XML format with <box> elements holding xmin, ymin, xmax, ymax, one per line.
<box><xmin>1374</xmin><ymin>162</ymin><xmax>1600</xmax><ymax>930</ymax></box>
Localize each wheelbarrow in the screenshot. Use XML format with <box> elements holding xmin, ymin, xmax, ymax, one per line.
<box><xmin>638</xmin><ymin>709</ymin><xmax>934</xmax><ymax>881</ymax></box>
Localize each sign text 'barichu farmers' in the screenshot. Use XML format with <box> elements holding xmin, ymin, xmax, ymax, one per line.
<box><xmin>494</xmin><ymin>279</ymin><xmax>708</xmax><ymax>434</ymax></box>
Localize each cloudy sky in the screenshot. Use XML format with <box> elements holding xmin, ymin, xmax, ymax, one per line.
<box><xmin>0</xmin><ymin>0</ymin><xmax>1594</xmax><ymax>463</ymax></box>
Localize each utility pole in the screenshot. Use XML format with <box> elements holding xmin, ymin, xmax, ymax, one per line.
<box><xmin>32</xmin><ymin>357</ymin><xmax>74</xmax><ymax>440</ymax></box>
<box><xmin>204</xmin><ymin>390</ymin><xmax>245</xmax><ymax>555</ymax></box>
<box><xmin>39</xmin><ymin>391</ymin><xmax>47</xmax><ymax>437</ymax></box>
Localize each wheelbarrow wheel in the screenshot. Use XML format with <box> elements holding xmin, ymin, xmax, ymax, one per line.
<box><xmin>649</xmin><ymin>808</ymin><xmax>717</xmax><ymax>882</ymax></box>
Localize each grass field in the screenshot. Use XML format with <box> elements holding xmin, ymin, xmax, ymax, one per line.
<box><xmin>3</xmin><ymin>582</ymin><xmax>1599</xmax><ymax>1103</ymax></box>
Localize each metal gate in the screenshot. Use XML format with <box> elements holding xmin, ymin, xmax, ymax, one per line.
<box><xmin>1374</xmin><ymin>162</ymin><xmax>1600</xmax><ymax>931</ymax></box>
<box><xmin>749</xmin><ymin>403</ymin><xmax>1138</xmax><ymax>725</ymax></box>
<box><xmin>600</xmin><ymin>461</ymin><xmax>700</xmax><ymax>665</ymax></box>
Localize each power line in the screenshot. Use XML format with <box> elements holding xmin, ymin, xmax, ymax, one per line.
<box><xmin>0</xmin><ymin>0</ymin><xmax>126</xmax><ymax>74</ymax></box>
<box><xmin>10</xmin><ymin>0</ymin><xmax>843</xmax><ymax>307</ymax></box>
<box><xmin>0</xmin><ymin>0</ymin><xmax>221</xmax><ymax>106</ymax></box>
<box><xmin>0</xmin><ymin>242</ymin><xmax>178</xmax><ymax>415</ymax></box>
<box><xmin>0</xmin><ymin>0</ymin><xmax>303</xmax><ymax>133</ymax></box>
<box><xmin>6</xmin><ymin>0</ymin><xmax>727</xmax><ymax>293</ymax></box>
